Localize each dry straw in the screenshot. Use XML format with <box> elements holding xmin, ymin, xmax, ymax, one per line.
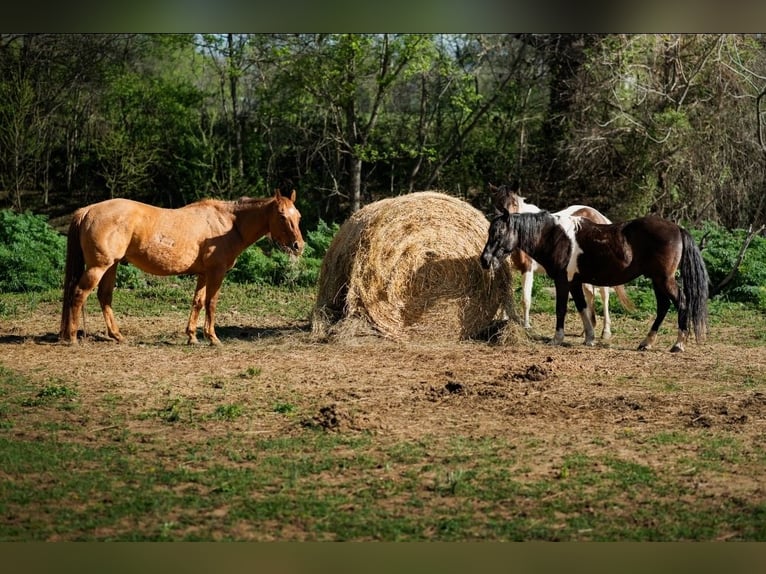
<box><xmin>312</xmin><ymin>191</ymin><xmax>517</xmax><ymax>342</ymax></box>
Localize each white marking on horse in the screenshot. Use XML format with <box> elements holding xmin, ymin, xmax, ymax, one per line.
<box><xmin>155</xmin><ymin>234</ymin><xmax>175</xmax><ymax>248</ymax></box>
<box><xmin>553</xmin><ymin>214</ymin><xmax>583</xmax><ymax>281</ymax></box>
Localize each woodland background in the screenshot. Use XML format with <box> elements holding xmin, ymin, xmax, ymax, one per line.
<box><xmin>1</xmin><ymin>33</ymin><xmax>766</xmax><ymax>229</ymax></box>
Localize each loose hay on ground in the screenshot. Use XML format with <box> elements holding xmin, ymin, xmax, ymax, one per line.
<box><xmin>312</xmin><ymin>191</ymin><xmax>521</xmax><ymax>342</ymax></box>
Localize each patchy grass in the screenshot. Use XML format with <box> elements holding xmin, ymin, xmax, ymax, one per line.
<box><xmin>0</xmin><ymin>286</ymin><xmax>765</xmax><ymax>540</ymax></box>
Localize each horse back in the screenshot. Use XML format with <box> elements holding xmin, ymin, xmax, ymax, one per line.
<box><xmin>562</xmin><ymin>205</ymin><xmax>611</xmax><ymax>225</ymax></box>
<box><xmin>574</xmin><ymin>215</ymin><xmax>683</xmax><ymax>285</ymax></box>
<box><xmin>78</xmin><ymin>198</ymin><xmax>236</xmax><ymax>275</ymax></box>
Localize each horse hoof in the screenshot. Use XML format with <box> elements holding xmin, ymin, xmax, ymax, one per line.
<box><xmin>637</xmin><ymin>344</ymin><xmax>649</xmax><ymax>352</ymax></box>
<box><xmin>584</xmin><ymin>340</ymin><xmax>596</xmax><ymax>347</ymax></box>
<box><xmin>670</xmin><ymin>344</ymin><xmax>684</xmax><ymax>353</ymax></box>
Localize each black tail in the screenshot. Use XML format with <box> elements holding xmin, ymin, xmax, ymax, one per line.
<box><xmin>59</xmin><ymin>212</ymin><xmax>85</xmax><ymax>339</ymax></box>
<box><xmin>680</xmin><ymin>228</ymin><xmax>709</xmax><ymax>343</ymax></box>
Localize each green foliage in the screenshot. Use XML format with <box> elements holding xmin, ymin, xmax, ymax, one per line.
<box><xmin>305</xmin><ymin>219</ymin><xmax>340</xmax><ymax>258</ymax></box>
<box><xmin>212</xmin><ymin>403</ymin><xmax>244</xmax><ymax>421</ymax></box>
<box><xmin>692</xmin><ymin>223</ymin><xmax>766</xmax><ymax>311</ymax></box>
<box><xmin>116</xmin><ymin>263</ymin><xmax>148</xmax><ymax>289</ymax></box>
<box><xmin>0</xmin><ymin>210</ymin><xmax>66</xmax><ymax>293</ymax></box>
<box><xmin>228</xmin><ymin>219</ymin><xmax>338</xmax><ymax>287</ymax></box>
<box><xmin>21</xmin><ymin>383</ymin><xmax>78</xmax><ymax>408</ymax></box>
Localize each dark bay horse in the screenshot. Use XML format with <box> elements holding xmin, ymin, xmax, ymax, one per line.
<box><xmin>490</xmin><ymin>183</ymin><xmax>634</xmax><ymax>338</ymax></box>
<box><xmin>60</xmin><ymin>189</ymin><xmax>304</xmax><ymax>345</ymax></box>
<box><xmin>480</xmin><ymin>209</ymin><xmax>709</xmax><ymax>352</ymax></box>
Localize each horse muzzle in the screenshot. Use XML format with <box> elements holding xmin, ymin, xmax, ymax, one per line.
<box><xmin>282</xmin><ymin>240</ymin><xmax>304</xmax><ymax>257</ymax></box>
<box><xmin>480</xmin><ymin>251</ymin><xmax>497</xmax><ymax>271</ymax></box>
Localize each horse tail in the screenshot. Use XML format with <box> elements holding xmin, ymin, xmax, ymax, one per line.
<box><xmin>679</xmin><ymin>227</ymin><xmax>709</xmax><ymax>343</ymax></box>
<box><xmin>614</xmin><ymin>284</ymin><xmax>635</xmax><ymax>312</ymax></box>
<box><xmin>59</xmin><ymin>209</ymin><xmax>86</xmax><ymax>339</ymax></box>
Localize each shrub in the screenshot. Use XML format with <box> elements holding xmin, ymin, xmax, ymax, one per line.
<box><xmin>228</xmin><ymin>219</ymin><xmax>338</xmax><ymax>287</ymax></box>
<box><xmin>692</xmin><ymin>223</ymin><xmax>766</xmax><ymax>311</ymax></box>
<box><xmin>0</xmin><ymin>210</ymin><xmax>66</xmax><ymax>292</ymax></box>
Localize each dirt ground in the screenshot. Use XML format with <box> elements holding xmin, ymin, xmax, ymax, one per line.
<box><xmin>2</xmin><ymin>300</ymin><xmax>766</xmax><ymax>513</ymax></box>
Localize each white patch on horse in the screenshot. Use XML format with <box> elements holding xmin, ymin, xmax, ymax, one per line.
<box><xmin>554</xmin><ymin>214</ymin><xmax>583</xmax><ymax>281</ymax></box>
<box><xmin>518</xmin><ymin>198</ymin><xmax>542</xmax><ymax>214</ymax></box>
<box><xmin>155</xmin><ymin>234</ymin><xmax>175</xmax><ymax>248</ymax></box>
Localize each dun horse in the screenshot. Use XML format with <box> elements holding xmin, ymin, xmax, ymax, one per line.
<box><xmin>480</xmin><ymin>208</ymin><xmax>709</xmax><ymax>352</ymax></box>
<box><xmin>59</xmin><ymin>190</ymin><xmax>304</xmax><ymax>345</ymax></box>
<box><xmin>490</xmin><ymin>183</ymin><xmax>634</xmax><ymax>338</ymax></box>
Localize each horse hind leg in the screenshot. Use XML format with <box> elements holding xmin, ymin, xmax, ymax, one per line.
<box><xmin>185</xmin><ymin>275</ymin><xmax>206</xmax><ymax>344</ymax></box>
<box><xmin>638</xmin><ymin>278</ymin><xmax>674</xmax><ymax>351</ymax></box>
<box><xmin>600</xmin><ymin>286</ymin><xmax>612</xmax><ymax>340</ymax></box>
<box><xmin>571</xmin><ymin>281</ymin><xmax>596</xmax><ymax>347</ymax></box>
<box><xmin>657</xmin><ymin>275</ymin><xmax>688</xmax><ymax>353</ymax></box>
<box><xmin>97</xmin><ymin>263</ymin><xmax>124</xmax><ymax>342</ymax></box>
<box><xmin>64</xmin><ymin>266</ymin><xmax>109</xmax><ymax>343</ymax></box>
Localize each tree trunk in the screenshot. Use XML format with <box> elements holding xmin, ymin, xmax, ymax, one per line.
<box><xmin>349</xmin><ymin>155</ymin><xmax>362</xmax><ymax>213</ymax></box>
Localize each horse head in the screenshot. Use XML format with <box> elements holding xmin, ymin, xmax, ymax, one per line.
<box><xmin>490</xmin><ymin>181</ymin><xmax>529</xmax><ymax>214</ymax></box>
<box><xmin>270</xmin><ymin>189</ymin><xmax>305</xmax><ymax>255</ymax></box>
<box><xmin>480</xmin><ymin>207</ymin><xmax>516</xmax><ymax>271</ymax></box>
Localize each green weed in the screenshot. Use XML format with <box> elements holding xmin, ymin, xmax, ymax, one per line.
<box><xmin>212</xmin><ymin>403</ymin><xmax>244</xmax><ymax>421</ymax></box>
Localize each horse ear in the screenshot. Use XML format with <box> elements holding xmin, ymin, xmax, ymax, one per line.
<box><xmin>274</xmin><ymin>189</ymin><xmax>283</xmax><ymax>199</ymax></box>
<box><xmin>289</xmin><ymin>189</ymin><xmax>296</xmax><ymax>203</ymax></box>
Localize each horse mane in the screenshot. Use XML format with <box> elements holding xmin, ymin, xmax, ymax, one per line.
<box><xmin>234</xmin><ymin>196</ymin><xmax>271</xmax><ymax>206</ymax></box>
<box><xmin>552</xmin><ymin>212</ymin><xmax>583</xmax><ymax>238</ymax></box>
<box><xmin>512</xmin><ymin>210</ymin><xmax>557</xmax><ymax>248</ymax></box>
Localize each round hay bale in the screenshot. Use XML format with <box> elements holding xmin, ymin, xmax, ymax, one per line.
<box><xmin>311</xmin><ymin>191</ymin><xmax>515</xmax><ymax>341</ymax></box>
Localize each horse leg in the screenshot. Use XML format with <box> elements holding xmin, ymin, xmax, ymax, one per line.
<box><xmin>600</xmin><ymin>286</ymin><xmax>612</xmax><ymax>340</ymax></box>
<box><xmin>96</xmin><ymin>263</ymin><xmax>124</xmax><ymax>342</ymax></box>
<box><xmin>520</xmin><ymin>270</ymin><xmax>534</xmax><ymax>328</ymax></box>
<box><xmin>185</xmin><ymin>275</ymin><xmax>206</xmax><ymax>345</ymax></box>
<box><xmin>582</xmin><ymin>283</ymin><xmax>596</xmax><ymax>335</ymax></box>
<box><xmin>570</xmin><ymin>280</ymin><xmax>596</xmax><ymax>346</ymax></box>
<box><xmin>63</xmin><ymin>266</ymin><xmax>108</xmax><ymax>343</ymax></box>
<box><xmin>638</xmin><ymin>278</ymin><xmax>673</xmax><ymax>351</ymax></box>
<box><xmin>551</xmin><ymin>277</ymin><xmax>570</xmax><ymax>345</ymax></box>
<box><xmin>202</xmin><ymin>271</ymin><xmax>226</xmax><ymax>346</ymax></box>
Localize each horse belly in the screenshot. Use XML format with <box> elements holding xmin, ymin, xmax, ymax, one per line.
<box><xmin>127</xmin><ymin>231</ymin><xmax>204</xmax><ymax>276</ymax></box>
<box><xmin>576</xmin><ymin>254</ymin><xmax>637</xmax><ymax>287</ymax></box>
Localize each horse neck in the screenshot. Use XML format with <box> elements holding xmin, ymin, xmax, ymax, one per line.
<box><xmin>512</xmin><ymin>213</ymin><xmax>553</xmax><ymax>259</ymax></box>
<box><xmin>232</xmin><ymin>198</ymin><xmax>274</xmax><ymax>245</ymax></box>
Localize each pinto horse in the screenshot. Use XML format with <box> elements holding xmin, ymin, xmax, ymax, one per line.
<box><xmin>480</xmin><ymin>209</ymin><xmax>709</xmax><ymax>352</ymax></box>
<box><xmin>59</xmin><ymin>189</ymin><xmax>304</xmax><ymax>345</ymax></box>
<box><xmin>489</xmin><ymin>183</ymin><xmax>634</xmax><ymax>338</ymax></box>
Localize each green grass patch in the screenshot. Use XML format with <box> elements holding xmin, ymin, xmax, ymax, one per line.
<box><xmin>1</xmin><ymin>429</ymin><xmax>766</xmax><ymax>541</ymax></box>
<box><xmin>211</xmin><ymin>403</ymin><xmax>244</xmax><ymax>421</ymax></box>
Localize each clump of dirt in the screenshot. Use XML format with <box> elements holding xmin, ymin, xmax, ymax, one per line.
<box><xmin>681</xmin><ymin>392</ymin><xmax>766</xmax><ymax>429</ymax></box>
<box><xmin>301</xmin><ymin>404</ymin><xmax>356</xmax><ymax>432</ymax></box>
<box><xmin>444</xmin><ymin>381</ymin><xmax>465</xmax><ymax>394</ymax></box>
<box><xmin>424</xmin><ymin>379</ymin><xmax>470</xmax><ymax>401</ymax></box>
<box><xmin>513</xmin><ymin>363</ymin><xmax>552</xmax><ymax>382</ymax></box>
